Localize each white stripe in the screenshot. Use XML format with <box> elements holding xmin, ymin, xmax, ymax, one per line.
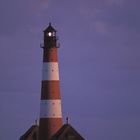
<box><xmin>42</xmin><ymin>62</ymin><xmax>59</xmax><ymax>80</ymax></box>
<box><xmin>40</xmin><ymin>100</ymin><xmax>62</xmax><ymax>118</ymax></box>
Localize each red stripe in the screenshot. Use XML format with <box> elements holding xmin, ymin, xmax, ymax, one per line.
<box><xmin>39</xmin><ymin>118</ymin><xmax>62</xmax><ymax>140</ymax></box>
<box><xmin>43</xmin><ymin>48</ymin><xmax>58</xmax><ymax>62</ymax></box>
<box><xmin>41</xmin><ymin>81</ymin><xmax>61</xmax><ymax>100</ymax></box>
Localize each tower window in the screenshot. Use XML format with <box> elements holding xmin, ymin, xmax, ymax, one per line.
<box><xmin>48</xmin><ymin>32</ymin><xmax>52</xmax><ymax>36</ymax></box>
<box><xmin>47</xmin><ymin>32</ymin><xmax>55</xmax><ymax>37</ymax></box>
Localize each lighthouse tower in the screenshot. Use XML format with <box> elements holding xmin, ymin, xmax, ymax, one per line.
<box><xmin>19</xmin><ymin>23</ymin><xmax>85</xmax><ymax>140</ymax></box>
<box><xmin>38</xmin><ymin>23</ymin><xmax>62</xmax><ymax>140</ymax></box>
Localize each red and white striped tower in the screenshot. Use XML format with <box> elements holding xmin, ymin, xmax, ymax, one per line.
<box><xmin>38</xmin><ymin>23</ymin><xmax>62</xmax><ymax>140</ymax></box>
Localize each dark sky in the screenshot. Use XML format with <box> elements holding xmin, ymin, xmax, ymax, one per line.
<box><xmin>0</xmin><ymin>0</ymin><xmax>140</xmax><ymax>140</ymax></box>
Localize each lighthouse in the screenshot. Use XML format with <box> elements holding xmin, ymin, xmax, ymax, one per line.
<box><xmin>19</xmin><ymin>23</ymin><xmax>85</xmax><ymax>140</ymax></box>
<box><xmin>38</xmin><ymin>23</ymin><xmax>62</xmax><ymax>140</ymax></box>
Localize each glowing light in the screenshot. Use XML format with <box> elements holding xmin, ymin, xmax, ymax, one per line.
<box><xmin>48</xmin><ymin>32</ymin><xmax>52</xmax><ymax>36</ymax></box>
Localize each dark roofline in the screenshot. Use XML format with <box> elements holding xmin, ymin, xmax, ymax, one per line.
<box><xmin>19</xmin><ymin>125</ymin><xmax>38</xmax><ymax>140</ymax></box>
<box><xmin>50</xmin><ymin>124</ymin><xmax>85</xmax><ymax>140</ymax></box>
<box><xmin>43</xmin><ymin>23</ymin><xmax>57</xmax><ymax>33</ymax></box>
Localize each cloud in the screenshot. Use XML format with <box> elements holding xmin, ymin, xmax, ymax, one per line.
<box><xmin>0</xmin><ymin>0</ymin><xmax>49</xmax><ymax>36</ymax></box>
<box><xmin>106</xmin><ymin>0</ymin><xmax>125</xmax><ymax>6</ymax></box>
<box><xmin>40</xmin><ymin>0</ymin><xmax>49</xmax><ymax>10</ymax></box>
<box><xmin>78</xmin><ymin>0</ymin><xmax>124</xmax><ymax>17</ymax></box>
<box><xmin>94</xmin><ymin>21</ymin><xmax>108</xmax><ymax>34</ymax></box>
<box><xmin>78</xmin><ymin>0</ymin><xmax>140</xmax><ymax>39</ymax></box>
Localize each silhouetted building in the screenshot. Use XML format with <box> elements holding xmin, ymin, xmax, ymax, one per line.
<box><xmin>19</xmin><ymin>125</ymin><xmax>38</xmax><ymax>140</ymax></box>
<box><xmin>20</xmin><ymin>124</ymin><xmax>84</xmax><ymax>140</ymax></box>
<box><xmin>50</xmin><ymin>124</ymin><xmax>85</xmax><ymax>140</ymax></box>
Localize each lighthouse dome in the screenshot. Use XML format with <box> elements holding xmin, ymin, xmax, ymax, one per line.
<box><xmin>44</xmin><ymin>23</ymin><xmax>56</xmax><ymax>33</ymax></box>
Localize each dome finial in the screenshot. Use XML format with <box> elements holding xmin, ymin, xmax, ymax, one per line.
<box><xmin>66</xmin><ymin>117</ymin><xmax>69</xmax><ymax>124</ymax></box>
<box><xmin>44</xmin><ymin>23</ymin><xmax>56</xmax><ymax>33</ymax></box>
<box><xmin>49</xmin><ymin>22</ymin><xmax>51</xmax><ymax>26</ymax></box>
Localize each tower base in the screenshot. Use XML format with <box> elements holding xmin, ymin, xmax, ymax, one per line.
<box><xmin>19</xmin><ymin>123</ymin><xmax>85</xmax><ymax>140</ymax></box>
